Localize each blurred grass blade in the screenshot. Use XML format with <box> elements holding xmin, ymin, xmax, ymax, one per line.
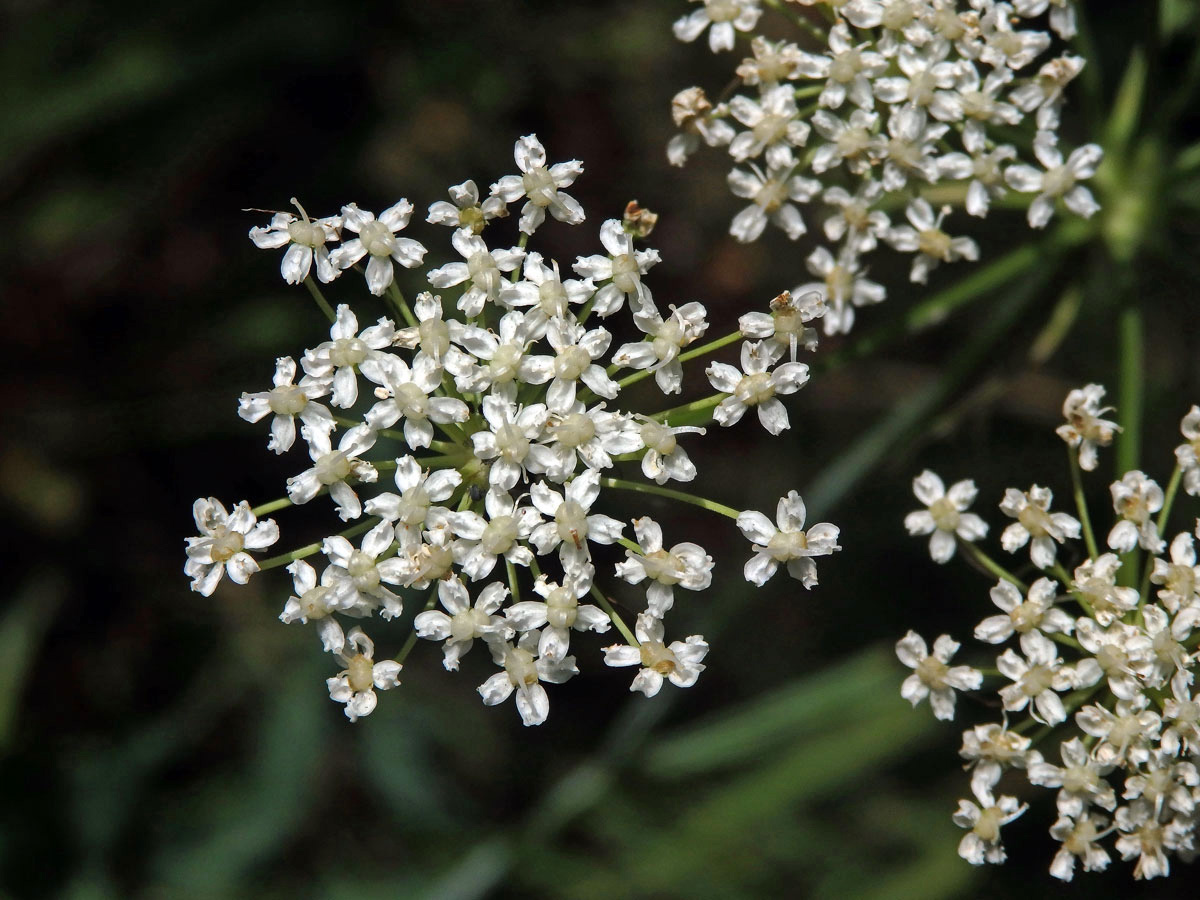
<box><xmin>0</xmin><ymin>573</ymin><xmax>63</xmax><ymax>752</ymax></box>
<box><xmin>643</xmin><ymin>645</ymin><xmax>898</xmax><ymax>779</ymax></box>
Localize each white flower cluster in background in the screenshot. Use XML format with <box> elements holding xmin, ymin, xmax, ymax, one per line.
<box><xmin>670</xmin><ymin>0</ymin><xmax>1101</xmax><ymax>334</ymax></box>
<box><xmin>898</xmin><ymin>384</ymin><xmax>1200</xmax><ymax>880</ymax></box>
<box><xmin>187</xmin><ymin>135</ymin><xmax>842</xmax><ymax>727</ymax></box>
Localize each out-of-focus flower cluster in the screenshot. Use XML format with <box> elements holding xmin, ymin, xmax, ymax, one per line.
<box><xmin>186</xmin><ymin>135</ymin><xmax>841</xmax><ymax>727</ymax></box>
<box><xmin>670</xmin><ymin>0</ymin><xmax>1101</xmax><ymax>333</ymax></box>
<box><xmin>898</xmin><ymin>384</ymin><xmax>1200</xmax><ymax>880</ymax></box>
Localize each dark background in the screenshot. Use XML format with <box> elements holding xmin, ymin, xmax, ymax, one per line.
<box><xmin>3</xmin><ymin>1</ymin><xmax>1199</xmax><ymax>897</ymax></box>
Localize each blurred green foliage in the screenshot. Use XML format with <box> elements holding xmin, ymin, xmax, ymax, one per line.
<box><xmin>3</xmin><ymin>1</ymin><xmax>1200</xmax><ymax>898</ymax></box>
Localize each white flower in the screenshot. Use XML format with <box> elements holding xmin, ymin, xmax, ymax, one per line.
<box><xmin>1174</xmin><ymin>405</ymin><xmax>1200</xmax><ymax>497</ymax></box>
<box><xmin>520</xmin><ymin>317</ymin><xmax>618</xmax><ymax>414</ymax></box>
<box><xmin>1107</xmin><ymin>470</ymin><xmax>1165</xmax><ymax>554</ymax></box>
<box><xmin>185</xmin><ymin>498</ymin><xmax>279</xmax><ymax>596</ymax></box>
<box><xmin>490</xmin><ymin>134</ymin><xmax>585</xmax><ymax>234</ymax></box>
<box><xmin>528</xmin><ymin>469</ymin><xmax>625</xmax><ymax>565</ymax></box>
<box><xmin>1027</xmin><ymin>738</ymin><xmax>1117</xmax><ymax>819</ymax></box>
<box><xmin>959</xmin><ymin>723</ymin><xmax>1034</xmax><ymax>795</ymax></box>
<box><xmin>469</xmin><ymin>392</ymin><xmax>549</xmax><ymax>492</ymax></box>
<box><xmin>322</xmin><ymin>519</ymin><xmax>407</xmax><ymax>620</ymax></box>
<box><xmin>1161</xmin><ymin>671</ymin><xmax>1200</xmax><ymax>756</ymax></box>
<box><xmin>975</xmin><ymin>577</ymin><xmax>1074</xmax><ymax>644</ymax></box>
<box><xmin>603</xmin><ymin>612</ymin><xmax>708</xmax><ymax>697</ymax></box>
<box><xmin>572</xmin><ymin>219</ymin><xmax>661</xmax><ymax>316</ymax></box>
<box><xmin>427</xmin><ymin>179</ymin><xmax>507</xmax><ymax>234</ymax></box>
<box><xmin>726</xmin><ymin>164</ymin><xmax>821</xmax><ymax>242</ymax></box>
<box><xmin>1014</xmin><ymin>0</ymin><xmax>1077</xmax><ymax>39</ymax></box>
<box><xmin>820</xmin><ymin>182</ymin><xmax>890</xmax><ymax>254</ymax></box>
<box><xmin>673</xmin><ymin>0</ymin><xmax>762</xmax><ymax>53</ymax></box>
<box><xmin>879</xmin><ymin>105</ymin><xmax>947</xmax><ymax>191</ymax></box>
<box><xmin>738</xmin><ymin>289</ymin><xmax>825</xmax><ymax>361</ymax></box>
<box><xmin>1055</xmin><ymin>383</ymin><xmax>1119</xmax><ymax>471</ymax></box>
<box><xmin>735</xmin><ymin>36</ymin><xmax>808</xmax><ymax>86</ymax></box>
<box><xmin>793</xmin><ymin>245</ymin><xmax>885</xmax><ymax>335</ymax></box>
<box><xmin>364</xmin><ymin>455</ymin><xmax>461</xmax><ymax>545</ymax></box>
<box><xmin>612</xmin><ymin>301</ymin><xmax>709</xmax><ymax>395</ymax></box>
<box><xmin>302</xmin><ymin>304</ymin><xmax>395</xmax><ymax>409</ymax></box>
<box><xmin>616</xmin><ymin>516</ymin><xmax>713</xmax><ymax>617</ymax></box>
<box><xmin>1076</xmin><ymin>696</ymin><xmax>1161</xmax><ymax>768</ymax></box>
<box><xmin>873</xmin><ymin>42</ymin><xmax>964</xmax><ymax>122</ymax></box>
<box><xmin>501</xmin><ymin>252</ymin><xmax>594</xmax><ymax>338</ymax></box>
<box><xmin>447</xmin><ymin>489</ymin><xmax>541</xmax><ymax>581</ymax></box>
<box><xmin>999</xmin><ymin>485</ymin><xmax>1081</xmax><ymax>569</ymax></box>
<box><xmin>326</xmin><ymin>627</ymin><xmax>401</xmax><ymax>722</ymax></box>
<box><xmin>667</xmin><ymin>87</ymin><xmax>735</xmax><ymax>167</ymax></box>
<box><xmin>1114</xmin><ymin>799</ymin><xmax>1189</xmax><ymax>879</ymax></box>
<box><xmin>1071</xmin><ymin>554</ymin><xmax>1138</xmax><ymax>627</ymax></box>
<box><xmin>635</xmin><ymin>418</ymin><xmax>704</xmax><ymax>485</ymax></box>
<box><xmin>279</xmin><ymin>559</ymin><xmax>346</xmax><ymax>653</ymax></box>
<box><xmin>392</xmin><ymin>292</ymin><xmax>472</xmax><ymax>368</ymax></box>
<box><xmin>504</xmin><ymin>564</ymin><xmax>610</xmax><ymax>661</ymax></box>
<box><xmin>806</xmin><ymin>22</ymin><xmax>887</xmax><ymax>108</ymax></box>
<box><xmin>810</xmin><ymin>108</ymin><xmax>882</xmax><ymax>175</ymax></box>
<box><xmin>427</xmin><ymin>228</ymin><xmax>525</xmax><ymax>317</ymax></box>
<box><xmin>413</xmin><ymin>577</ymin><xmax>512</xmax><ymax>671</ymax></box>
<box><xmin>1048</xmin><ymin>813</ymin><xmax>1112</xmax><ymax>881</ymax></box>
<box><xmin>979</xmin><ymin>3</ymin><xmax>1052</xmax><ymax>70</ymax></box>
<box><xmin>886</xmin><ymin>199</ymin><xmax>980</xmax><ymax>284</ymax></box>
<box><xmin>707</xmin><ymin>340</ymin><xmax>809</xmax><ymax>435</ymax></box>
<box><xmin>444</xmin><ymin>311</ymin><xmax>538</xmax><ymax>394</ymax></box>
<box><xmin>737</xmin><ymin>490</ymin><xmax>840</xmax><ymax>587</ymax></box>
<box><xmin>360</xmin><ymin>353</ymin><xmax>470</xmax><ymax>451</ymax></box>
<box><xmin>904</xmin><ymin>470</ymin><xmax>988</xmax><ymax>563</ymax></box>
<box><xmin>1004</xmin><ymin>133</ymin><xmax>1103</xmax><ymax>228</ymax></box>
<box><xmin>952</xmin><ymin>781</ymin><xmax>1027</xmax><ymax>865</ymax></box>
<box><xmin>330</xmin><ymin>201</ymin><xmax>427</xmax><ymax>296</ymax></box>
<box><xmin>896</xmin><ymin>631</ymin><xmax>982</xmax><ymax>721</ymax></box>
<box><xmin>527</xmin><ymin>402</ymin><xmax>642</xmax><ymax>482</ymax></box>
<box><xmin>237</xmin><ymin>356</ymin><xmax>334</xmax><ymax>454</ymax></box>
<box><xmin>477</xmin><ymin>630</ymin><xmax>578</xmax><ymax>726</ymax></box>
<box><xmin>286</xmin><ymin>424</ymin><xmax>378</xmax><ymax>521</ymax></box>
<box><xmin>248</xmin><ymin>207</ymin><xmax>341</xmax><ymax>284</ymax></box>
<box><xmin>793</xmin><ymin>0</ymin><xmax>882</xmax><ymax>31</ymax></box>
<box><xmin>938</xmin><ymin>141</ymin><xmax>1017</xmax><ymax>218</ymax></box>
<box><xmin>997</xmin><ymin>631</ymin><xmax>1072</xmax><ymax>724</ymax></box>
<box><xmin>1073</xmin><ymin>618</ymin><xmax>1153</xmax><ymax>701</ymax></box>
<box><xmin>1150</xmin><ymin>531</ymin><xmax>1200</xmax><ymax>613</ymax></box>
<box><xmin>727</xmin><ymin>84</ymin><xmax>811</xmax><ymax>169</ymax></box>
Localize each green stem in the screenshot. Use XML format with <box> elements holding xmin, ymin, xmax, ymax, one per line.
<box><xmin>1116</xmin><ymin>306</ymin><xmax>1144</xmax><ymax>589</ymax></box>
<box><xmin>601</xmin><ymin>477</ymin><xmax>740</xmax><ymax>520</ymax></box>
<box><xmin>304</xmin><ymin>277</ymin><xmax>337</xmax><ymax>323</ymax></box>
<box><xmin>1116</xmin><ymin>306</ymin><xmax>1144</xmax><ymax>476</ymax></box>
<box><xmin>396</xmin><ymin>585</ymin><xmax>441</xmax><ymax>665</ymax></box>
<box><xmin>258</xmin><ymin>519</ymin><xmax>375</xmax><ymax>570</ymax></box>
<box><xmin>252</xmin><ymin>496</ymin><xmax>294</xmax><ymax>517</ymax></box>
<box><xmin>1068</xmin><ymin>446</ymin><xmax>1100</xmax><ymax>560</ymax></box>
<box><xmin>589</xmin><ymin>584</ymin><xmax>639</xmax><ymax>648</ymax></box>
<box><xmin>608</xmin><ymin>330</ymin><xmax>744</xmax><ymax>389</ymax></box>
<box><xmin>506</xmin><ymin>558</ymin><xmax>522</xmax><ymax>604</ymax></box>
<box><xmin>386</xmin><ymin>282</ymin><xmax>420</xmax><ymax>329</ymax></box>
<box><xmin>616</xmin><ymin>535</ymin><xmax>642</xmax><ymax>555</ymax></box>
<box><xmin>1138</xmin><ymin>463</ymin><xmax>1182</xmax><ymax>606</ymax></box>
<box><xmin>1155</xmin><ymin>462</ymin><xmax>1184</xmax><ymax>536</ymax></box>
<box><xmin>958</xmin><ymin>539</ymin><xmax>1027</xmax><ymax>592</ymax></box>
<box><xmin>677</xmin><ymin>330</ymin><xmax>743</xmax><ymax>365</ymax></box>
<box><xmin>510</xmin><ymin>233</ymin><xmax>530</xmax><ymax>283</ymax></box>
<box><xmin>650</xmin><ymin>393</ymin><xmax>723</xmax><ymax>426</ymax></box>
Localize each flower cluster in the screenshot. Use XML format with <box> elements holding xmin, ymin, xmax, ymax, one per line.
<box><xmin>670</xmin><ymin>0</ymin><xmax>1101</xmax><ymax>333</ymax></box>
<box><xmin>188</xmin><ymin>135</ymin><xmax>841</xmax><ymax>727</ymax></box>
<box><xmin>898</xmin><ymin>385</ymin><xmax>1200</xmax><ymax>880</ymax></box>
